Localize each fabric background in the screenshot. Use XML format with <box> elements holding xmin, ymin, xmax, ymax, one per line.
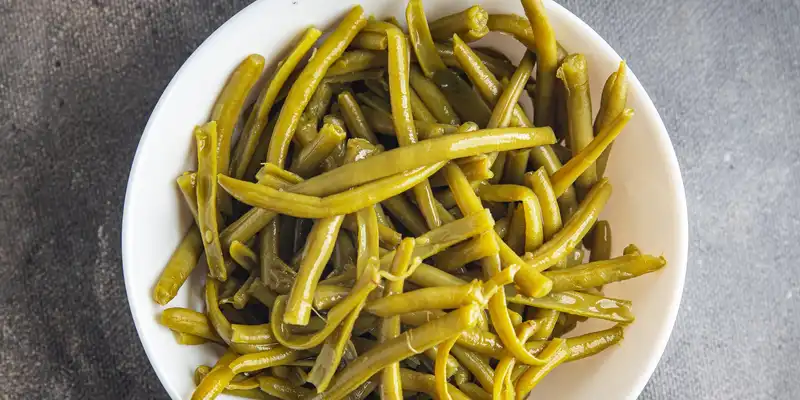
<box><xmin>1</xmin><ymin>0</ymin><xmax>798</xmax><ymax>398</ymax></box>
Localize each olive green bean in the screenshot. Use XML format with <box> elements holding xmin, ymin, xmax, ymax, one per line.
<box><xmin>435</xmin><ymin>42</ymin><xmax>516</xmax><ymax>79</ymax></box>
<box><xmin>407</xmin><ymin>0</ymin><xmax>448</xmax><ymax>77</ymax></box>
<box><xmin>595</xmin><ymin>61</ymin><xmax>629</xmax><ymax>176</ymax></box>
<box><xmin>205</xmin><ymin>279</ymin><xmax>277</xmax><ymax>354</ymax></box>
<box><xmin>480</xmin><ymin>184</ymin><xmax>545</xmax><ymax>253</ymax></box>
<box><xmin>176</xmin><ymin>172</ymin><xmax>199</xmax><ymax>221</ymax></box>
<box><xmin>399</xmin><ymin>369</ymin><xmax>472</xmax><ymax>400</ymax></box>
<box><xmin>557</xmin><ymin>54</ymin><xmax>597</xmax><ymax>193</ymax></box>
<box><xmin>350</xmin><ymin>31</ymin><xmax>388</xmax><ymax>51</ymax></box>
<box><xmin>172</xmin><ymin>331</ymin><xmax>209</xmax><ymax>346</ymax></box>
<box><xmin>431</xmin><ymin>61</ymin><xmax>492</xmax><ymax>128</ymax></box>
<box><xmin>525</xmin><ymin>168</ymin><xmax>562</xmax><ymax>240</ymax></box>
<box><xmin>502</xmin><ymin>149</ymin><xmax>530</xmax><ymax>186</ymax></box>
<box><xmin>409</xmin><ymin>66</ymin><xmax>460</xmax><ymax>125</ymax></box>
<box><xmin>230</xmin><ymin>240</ymin><xmax>257</xmax><ymax>272</ymax></box>
<box><xmin>328</xmin><ymin>50</ymin><xmax>388</xmax><ymax>76</ymax></box>
<box><xmin>429</xmin><ymin>5</ymin><xmax>489</xmax><ymax>43</ymax></box>
<box><xmin>267</xmin><ymin>6</ymin><xmax>366</xmax><ymax>167</ymax></box>
<box><xmin>432</xmin><ymin>232</ymin><xmax>498</xmax><ymax>271</ymax></box>
<box><xmin>153</xmin><ymin>227</ymin><xmax>203</xmax><ymax>305</ymax></box>
<box><xmin>257</xmin><ymin>376</ymin><xmax>312</xmax><ymax>400</ymax></box>
<box><xmin>550</xmin><ymin>109</ymin><xmax>633</xmax><ymax>196</ymax></box>
<box><xmin>284</xmin><ymin>215</ymin><xmax>344</xmax><ymax>325</ymax></box>
<box><xmin>212</xmin><ymin>54</ymin><xmax>265</xmax><ymax>214</ymax></box>
<box><xmin>161</xmin><ymin>308</ymin><xmax>223</xmax><ymax>342</ymax></box>
<box><xmin>409</xmin><ymin>86</ymin><xmax>438</xmax><ymax>123</ymax></box>
<box><xmin>508</xmin><ymin>290</ymin><xmax>634</xmax><ymax>323</ymax></box>
<box><xmin>485</xmin><ymin>14</ymin><xmax>568</xmax><ymax>62</ymax></box>
<box><xmin>544</xmin><ymin>252</ymin><xmax>666</xmax><ymax>292</ymax></box>
<box><xmin>230</xmin><ymin>323</ymin><xmax>276</xmax><ymax>345</ymax></box>
<box><xmin>194</xmin><ymin>122</ymin><xmax>227</xmax><ymax>281</ymax></box>
<box><xmin>231</xmin><ymin>28</ymin><xmax>321</xmax><ymax>179</ymax></box>
<box><xmin>311</xmin><ymin>304</ymin><xmax>481</xmax><ymax>400</ymax></box>
<box><xmin>450</xmin><ymin>345</ymin><xmax>495</xmax><ymax>392</ymax></box>
<box><xmin>515</xmin><ymin>339</ymin><xmax>568</xmax><ymax>397</ymax></box>
<box><xmin>590</xmin><ymin>220</ymin><xmax>612</xmax><ymax>261</ymax></box>
<box><xmin>521</xmin><ymin>0</ymin><xmax>558</xmax><ymax>128</ymax></box>
<box><xmin>308</xmin><ymin>298</ymin><xmax>365</xmax><ymax>392</ymax></box>
<box><xmin>338</xmin><ymin>91</ymin><xmax>379</xmax><ymax>144</ymax></box>
<box><xmin>290</xmin><ymin>122</ymin><xmax>347</xmax><ymax>178</ymax></box>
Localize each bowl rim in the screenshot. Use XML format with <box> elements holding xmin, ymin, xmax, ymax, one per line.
<box><xmin>121</xmin><ymin>1</ymin><xmax>688</xmax><ymax>398</ymax></box>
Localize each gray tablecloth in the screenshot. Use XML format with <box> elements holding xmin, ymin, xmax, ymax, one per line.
<box><xmin>2</xmin><ymin>0</ymin><xmax>798</xmax><ymax>398</ymax></box>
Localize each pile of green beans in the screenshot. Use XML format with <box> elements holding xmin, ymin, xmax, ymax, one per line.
<box><xmin>150</xmin><ymin>2</ymin><xmax>665</xmax><ymax>399</ymax></box>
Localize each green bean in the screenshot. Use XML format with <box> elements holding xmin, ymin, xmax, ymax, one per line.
<box><xmin>231</xmin><ymin>28</ymin><xmax>321</xmax><ymax>179</ymax></box>
<box><xmin>407</xmin><ymin>262</ymin><xmax>467</xmax><ymax>288</ymax></box>
<box><xmin>192</xmin><ymin>363</ymin><xmax>238</xmax><ymax>400</ymax></box>
<box><xmin>290</xmin><ymin>122</ymin><xmax>347</xmax><ymax>178</ymax></box>
<box><xmin>260</xmin><ymin>220</ymin><xmax>294</xmax><ymax>293</ymax></box>
<box><xmin>350</xmin><ymin>31</ymin><xmax>388</xmax><ymax>51</ymax></box>
<box><xmin>458</xmin><ymin>382</ymin><xmax>491</xmax><ymax>400</ymax></box>
<box><xmin>435</xmin><ymin>42</ymin><xmax>516</xmax><ymax>79</ymax></box>
<box><xmin>488</xmin><ymin>51</ymin><xmax>535</xmax><ymax>132</ymax></box>
<box><xmin>492</xmin><ymin>321</ymin><xmax>537</xmax><ymax>399</ymax></box>
<box><xmin>505</xmin><ymin>203</ymin><xmax>526</xmax><ymax>254</ymax></box>
<box><xmin>356</xmin><ymin>91</ymin><xmax>392</xmax><ymax>114</ymax></box>
<box><xmin>194</xmin><ymin>122</ymin><xmax>227</xmax><ymax>281</ymax></box>
<box><xmin>161</xmin><ymin>308</ymin><xmax>223</xmax><ymax>342</ymax></box>
<box><xmin>308</xmin><ymin>298</ymin><xmax>365</xmax><ymax>392</ymax></box>
<box><xmin>409</xmin><ymin>66</ymin><xmax>460</xmax><ymax>125</ymax></box>
<box><xmin>211</xmin><ymin>54</ymin><xmax>265</xmax><ymax>214</ymax></box>
<box><xmin>409</xmin><ymin>86</ymin><xmax>438</xmax><ymax>123</ymax></box>
<box><xmin>450</xmin><ymin>35</ymin><xmax>580</xmax><ymax>220</ymax></box>
<box><xmin>524</xmin><ymin>168</ymin><xmax>562</xmax><ymax>240</ymax></box>
<box><xmin>355</xmin><ymin>207</ymin><xmax>380</xmax><ymax>278</ymax></box>
<box><xmin>343</xmin><ymin>138</ymin><xmax>382</xmax><ymax>164</ymax></box>
<box><xmin>450</xmin><ymin>345</ymin><xmax>494</xmax><ymax>392</ymax></box>
<box><xmin>173</xmin><ymin>331</ymin><xmax>209</xmax><ymax>346</ymax></box>
<box><xmin>328</xmin><ymin>50</ymin><xmax>388</xmax><ymax>76</ymax></box>
<box><xmin>248</xmin><ymin>279</ymin><xmax>278</xmax><ymax>307</ymax></box>
<box><xmin>590</xmin><ymin>220</ymin><xmax>612</xmax><ymax>262</ymax></box>
<box><xmin>227</xmin><ymin>346</ymin><xmax>301</xmax><ymax>374</ymax></box>
<box><xmin>205</xmin><ymin>279</ymin><xmax>277</xmax><ymax>354</ymax></box>
<box><xmin>284</xmin><ymin>216</ymin><xmax>344</xmax><ymax>325</ymax></box>
<box><xmin>429</xmin><ymin>6</ymin><xmax>489</xmax><ymax>43</ymax></box>
<box><xmin>508</xmin><ymin>290</ymin><xmax>633</xmax><ymax>323</ymax></box>
<box><xmin>502</xmin><ymin>149</ymin><xmax>530</xmax><ymax>186</ymax></box>
<box><xmin>550</xmin><ymin>109</ymin><xmax>633</xmax><ymax>196</ymax></box>
<box><xmin>294</xmin><ymin>84</ymin><xmax>337</xmax><ymax>147</ymax></box>
<box><xmin>153</xmin><ymin>227</ymin><xmax>203</xmax><ymax>305</ymax></box>
<box><xmin>432</xmin><ymin>53</ymin><xmax>494</xmax><ymax>127</ymax></box>
<box><xmin>367</xmin><ymin>280</ymin><xmax>486</xmax><ymax>317</ymax></box>
<box><xmin>337</xmin><ymin>91</ymin><xmax>379</xmax><ymax>144</ymax></box>
<box><xmin>485</xmin><ymin>14</ymin><xmax>568</xmax><ymax>62</ymax></box>
<box><xmin>176</xmin><ymin>172</ymin><xmax>199</xmax><ymax>221</ymax></box>
<box><xmin>324</xmin><ymin>69</ymin><xmax>386</xmax><ymax>85</ymax></box>
<box><xmin>514</xmin><ymin>339</ymin><xmax>568</xmax><ymax>397</ymax></box>
<box><xmin>379</xmin><ymin>239</ymin><xmax>417</xmax><ymax>400</ymax></box>
<box><xmin>544</xmin><ymin>252</ymin><xmax>666</xmax><ymax>292</ymax></box>
<box><xmin>224</xmin><ymin>274</ymin><xmax>256</xmax><ymax>310</ymax></box>
<box><xmin>407</xmin><ymin>0</ymin><xmax>448</xmax><ymax>77</ymax></box>
<box><xmin>230</xmin><ymin>240</ymin><xmax>257</xmax><ymax>272</ymax></box>
<box><xmin>435</xmin><ymin>180</ymin><xmax>486</xmax><ymax>209</ymax></box>
<box><xmin>257</xmin><ymin>376</ymin><xmax>311</xmax><ymax>400</ymax></box>
<box><xmin>399</xmin><ymin>369</ymin><xmax>472</xmax><ymax>400</ymax></box>
<box><xmin>313</xmin><ymin>284</ymin><xmax>350</xmax><ymax>310</ymax></box>
<box><xmin>595</xmin><ymin>61</ymin><xmax>629</xmax><ymax>176</ymax></box>
<box><xmin>311</xmin><ymin>304</ymin><xmax>482</xmax><ymax>400</ymax></box>
<box><xmin>517</xmin><ymin>178</ymin><xmax>612</xmax><ymax>277</ymax></box>
<box><xmin>557</xmin><ymin>54</ymin><xmax>597</xmax><ymax>193</ymax></box>
<box><xmin>361</xmin><ymin>105</ymin><xmax>454</xmax><ymax>139</ymax></box>
<box><xmin>257</xmin><ymin>162</ymin><xmax>304</xmax><ymax>185</ymax></box>
<box><xmin>521</xmin><ymin>0</ymin><xmax>558</xmax><ymax>128</ymax></box>
<box><xmin>565</xmin><ymin>246</ymin><xmax>585</xmax><ymax>267</ymax></box>
<box><xmin>267</xmin><ymin>6</ymin><xmax>366</xmax><ymax>167</ymax></box>
<box><xmin>432</xmin><ymin>232</ymin><xmax>498</xmax><ymax>271</ymax></box>
<box><xmin>230</xmin><ymin>323</ymin><xmax>276</xmax><ymax>345</ymax></box>
<box><xmin>480</xmin><ymin>184</ymin><xmax>545</xmax><ymax>253</ymax></box>
<box><xmin>530</xmin><ymin>308</ymin><xmax>560</xmax><ymax>340</ymax></box>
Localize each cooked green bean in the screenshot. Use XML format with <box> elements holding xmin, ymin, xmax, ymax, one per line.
<box><xmin>308</xmin><ymin>297</ymin><xmax>365</xmax><ymax>392</ymax></box>
<box><xmin>550</xmin><ymin>109</ymin><xmax>633</xmax><ymax>196</ymax></box>
<box><xmin>544</xmin><ymin>252</ymin><xmax>666</xmax><ymax>292</ymax></box>
<box><xmin>161</xmin><ymin>308</ymin><xmax>223</xmax><ymax>342</ymax></box>
<box><xmin>407</xmin><ymin>262</ymin><xmax>468</xmax><ymax>288</ymax></box>
<box><xmin>450</xmin><ymin>35</ymin><xmax>580</xmax><ymax>220</ymax></box>
<box><xmin>502</xmin><ymin>149</ymin><xmax>530</xmax><ymax>186</ymax></box>
<box><xmin>450</xmin><ymin>345</ymin><xmax>494</xmax><ymax>392</ymax></box>
<box><xmin>557</xmin><ymin>53</ymin><xmax>597</xmax><ymax>193</ymax></box>
<box><xmin>515</xmin><ymin>339</ymin><xmax>568</xmax><ymax>397</ymax></box>
<box><xmin>429</xmin><ymin>44</ymin><xmax>492</xmax><ymax>126</ymax></box>
<box><xmin>231</xmin><ymin>28</ymin><xmax>321</xmax><ymax>179</ymax></box>
<box><xmin>338</xmin><ymin>91</ymin><xmax>379</xmax><ymax>144</ymax></box>
<box><xmin>525</xmin><ymin>168</ymin><xmax>562</xmax><ymax>240</ymax></box>
<box><xmin>205</xmin><ymin>279</ymin><xmax>277</xmax><ymax>355</ymax></box>
<box><xmin>173</xmin><ymin>331</ymin><xmax>209</xmax><ymax>346</ymax></box>
<box><xmin>256</xmin><ymin>162</ymin><xmax>304</xmax><ymax>185</ymax></box>
<box><xmin>224</xmin><ymin>274</ymin><xmax>256</xmax><ymax>310</ymax></box>
<box><xmin>429</xmin><ymin>5</ymin><xmax>489</xmax><ymax>43</ymax></box>
<box><xmin>595</xmin><ymin>61</ymin><xmax>629</xmax><ymax>176</ymax></box>
<box><xmin>260</xmin><ymin>220</ymin><xmax>295</xmax><ymax>293</ymax></box>
<box><xmin>257</xmin><ymin>376</ymin><xmax>312</xmax><ymax>400</ymax></box>
<box><xmin>328</xmin><ymin>50</ymin><xmax>388</xmax><ymax>76</ymax></box>
<box><xmin>399</xmin><ymin>369</ymin><xmax>472</xmax><ymax>400</ymax></box>
<box><xmin>350</xmin><ymin>31</ymin><xmax>388</xmax><ymax>51</ymax></box>
<box><xmin>508</xmin><ymin>290</ymin><xmax>634</xmax><ymax>323</ymax></box>
<box><xmin>432</xmin><ymin>232</ymin><xmax>498</xmax><ymax>271</ymax></box>
<box><xmin>381</xmin><ymin>195</ymin><xmax>428</xmax><ymax>237</ymax></box>
<box><xmin>487</xmin><ymin>51</ymin><xmax>535</xmax><ymax>131</ymax></box>
<box><xmin>361</xmin><ymin>105</ymin><xmax>454</xmax><ymax>139</ymax></box>
<box><xmin>194</xmin><ymin>122</ymin><xmax>227</xmax><ymax>281</ymax></box>
<box><xmin>153</xmin><ymin>227</ymin><xmax>203</xmax><ymax>305</ymax></box>
<box><xmin>480</xmin><ymin>184</ymin><xmax>545</xmax><ymax>253</ymax></box>
<box><xmin>248</xmin><ymin>279</ymin><xmax>278</xmax><ymax>307</ymax></box>
<box><xmin>521</xmin><ymin>0</ymin><xmax>558</xmax><ymax>128</ymax></box>
<box><xmin>284</xmin><ymin>216</ymin><xmax>344</xmax><ymax>325</ymax></box>
<box><xmin>409</xmin><ymin>86</ymin><xmax>438</xmax><ymax>123</ymax></box>
<box><xmin>485</xmin><ymin>14</ymin><xmax>568</xmax><ymax>62</ymax></box>
<box><xmin>379</xmin><ymin>238</ymin><xmax>416</xmax><ymax>400</ymax></box>
<box><xmin>435</xmin><ymin>42</ymin><xmax>516</xmax><ymax>79</ymax></box>
<box><xmin>409</xmin><ymin>66</ymin><xmax>460</xmax><ymax>125</ymax></box>
<box><xmin>230</xmin><ymin>323</ymin><xmax>276</xmax><ymax>345</ymax></box>
<box><xmin>311</xmin><ymin>304</ymin><xmax>481</xmax><ymax>400</ymax></box>
<box><xmin>229</xmin><ymin>240</ymin><xmax>257</xmax><ymax>272</ymax></box>
<box><xmin>290</xmin><ymin>122</ymin><xmax>347</xmax><ymax>178</ymax></box>
<box><xmin>176</xmin><ymin>172</ymin><xmax>199</xmax><ymax>221</ymax></box>
<box><xmin>212</xmin><ymin>54</ymin><xmax>265</xmax><ymax>214</ymax></box>
<box><xmin>267</xmin><ymin>6</ymin><xmax>366</xmax><ymax>167</ymax></box>
<box><xmin>590</xmin><ymin>220</ymin><xmax>612</xmax><ymax>261</ymax></box>
<box><xmin>407</xmin><ymin>0</ymin><xmax>448</xmax><ymax>77</ymax></box>
<box><xmin>343</xmin><ymin>212</ymin><xmax>402</xmax><ymax>248</ymax></box>
<box><xmin>504</xmin><ymin>203</ymin><xmax>526</xmax><ymax>254</ymax></box>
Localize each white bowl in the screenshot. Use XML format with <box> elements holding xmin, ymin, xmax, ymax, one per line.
<box><xmin>122</xmin><ymin>0</ymin><xmax>688</xmax><ymax>398</ymax></box>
